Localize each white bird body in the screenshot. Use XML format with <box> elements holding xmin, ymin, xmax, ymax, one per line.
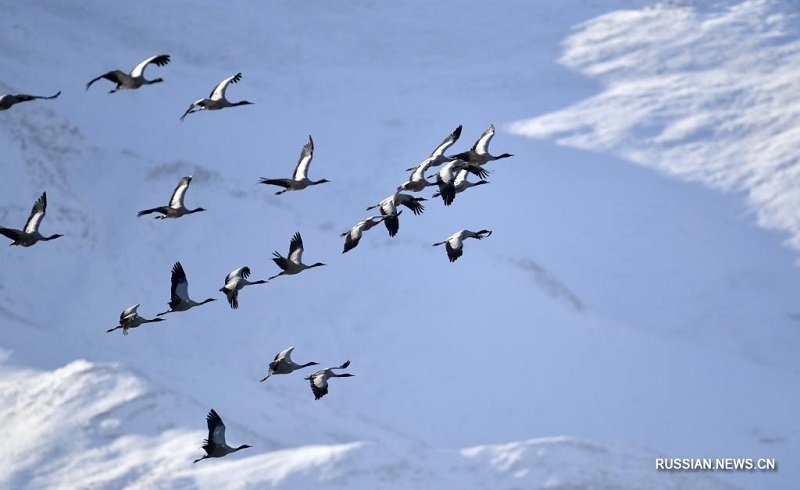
<box><xmin>340</xmin><ymin>215</ymin><xmax>390</xmax><ymax>253</ymax></box>
<box><xmin>366</xmin><ymin>192</ymin><xmax>425</xmax><ymax>237</ymax></box>
<box><xmin>86</xmin><ymin>54</ymin><xmax>170</xmax><ymax>93</ymax></box>
<box><xmin>193</xmin><ymin>409</ymin><xmax>251</xmax><ymax>463</ymax></box>
<box><xmin>433</xmin><ymin>229</ymin><xmax>492</xmax><ymax>262</ymax></box>
<box><xmin>304</xmin><ymin>360</ymin><xmax>354</xmax><ymax>400</ymax></box>
<box><xmin>259</xmin><ymin>135</ymin><xmax>329</xmax><ymax>194</ymax></box>
<box><xmin>138</xmin><ymin>175</ymin><xmax>205</xmax><ymax>219</ymax></box>
<box><xmin>180</xmin><ymin>73</ymin><xmax>253</xmax><ymax>121</ymax></box>
<box><xmin>0</xmin><ymin>91</ymin><xmax>60</xmax><ymax>110</ymax></box>
<box><xmin>269</xmin><ymin>232</ymin><xmax>326</xmax><ymax>280</ymax></box>
<box><xmin>260</xmin><ymin>346</ymin><xmax>319</xmax><ymax>381</ymax></box>
<box><xmin>449</xmin><ymin>124</ymin><xmax>513</xmax><ymax>166</ymax></box>
<box><xmin>158</xmin><ymin>262</ymin><xmax>216</xmax><ymax>315</ymax></box>
<box><xmin>0</xmin><ymin>192</ymin><xmax>63</xmax><ymax>247</ymax></box>
<box><xmin>219</xmin><ymin>266</ymin><xmax>267</xmax><ymax>309</ymax></box>
<box><xmin>106</xmin><ymin>304</ymin><xmax>165</xmax><ymax>335</ymax></box>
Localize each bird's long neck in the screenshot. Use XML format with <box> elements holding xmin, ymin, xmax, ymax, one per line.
<box><xmin>200</xmin><ymin>298</ymin><xmax>215</xmax><ymax>305</ymax></box>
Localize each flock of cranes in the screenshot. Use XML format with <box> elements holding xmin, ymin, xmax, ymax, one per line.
<box><xmin>1</xmin><ymin>53</ymin><xmax>514</xmax><ymax>464</ymax></box>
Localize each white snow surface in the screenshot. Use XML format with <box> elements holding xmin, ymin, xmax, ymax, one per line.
<box><xmin>0</xmin><ymin>0</ymin><xmax>797</xmax><ymax>488</ymax></box>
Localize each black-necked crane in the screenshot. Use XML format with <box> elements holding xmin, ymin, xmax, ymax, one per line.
<box><xmin>193</xmin><ymin>409</ymin><xmax>252</xmax><ymax>464</ymax></box>
<box><xmin>449</xmin><ymin>124</ymin><xmax>513</xmax><ymax>167</ymax></box>
<box><xmin>0</xmin><ymin>91</ymin><xmax>60</xmax><ymax>111</ymax></box>
<box><xmin>157</xmin><ymin>262</ymin><xmax>216</xmax><ymax>316</ymax></box>
<box><xmin>432</xmin><ymin>168</ymin><xmax>489</xmax><ymax>199</ymax></box>
<box><xmin>106</xmin><ymin>304</ymin><xmax>164</xmax><ymax>335</ymax></box>
<box><xmin>137</xmin><ymin>175</ymin><xmax>205</xmax><ymax>219</ymax></box>
<box><xmin>180</xmin><ymin>73</ymin><xmax>252</xmax><ymax>121</ymax></box>
<box><xmin>366</xmin><ymin>192</ymin><xmax>425</xmax><ymax>237</ymax></box>
<box><xmin>85</xmin><ymin>54</ymin><xmax>170</xmax><ymax>93</ymax></box>
<box><xmin>219</xmin><ymin>266</ymin><xmax>266</xmax><ymax>310</ymax></box>
<box><xmin>434</xmin><ymin>160</ymin><xmax>488</xmax><ymax>206</ymax></box>
<box><xmin>340</xmin><ymin>214</ymin><xmax>392</xmax><ymax>253</ymax></box>
<box><xmin>260</xmin><ymin>346</ymin><xmax>319</xmax><ymax>382</ymax></box>
<box><xmin>0</xmin><ymin>192</ymin><xmax>63</xmax><ymax>247</ymax></box>
<box><xmin>433</xmin><ymin>229</ymin><xmax>492</xmax><ymax>262</ymax></box>
<box><xmin>403</xmin><ymin>124</ymin><xmax>463</xmax><ymax>172</ymax></box>
<box><xmin>397</xmin><ymin>158</ymin><xmax>438</xmax><ymax>194</ymax></box>
<box><xmin>304</xmin><ymin>360</ymin><xmax>354</xmax><ymax>400</ymax></box>
<box><xmin>258</xmin><ymin>135</ymin><xmax>329</xmax><ymax>195</ymax></box>
<box><xmin>268</xmin><ymin>232</ymin><xmax>326</xmax><ymax>280</ymax></box>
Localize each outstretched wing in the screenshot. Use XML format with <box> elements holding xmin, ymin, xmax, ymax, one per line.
<box><xmin>205</xmin><ymin>409</ymin><xmax>227</xmax><ymax>447</ymax></box>
<box><xmin>445</xmin><ymin>241</ymin><xmax>462</xmax><ymax>262</ymax></box>
<box><xmin>398</xmin><ymin>197</ymin><xmax>425</xmax><ymax>216</ymax></box>
<box><xmin>287</xmin><ymin>232</ymin><xmax>304</xmax><ymax>264</ymax></box>
<box><xmin>85</xmin><ymin>70</ymin><xmax>125</xmax><ymax>90</ymax></box>
<box><xmin>210</xmin><ymin>73</ymin><xmax>242</xmax><ymax>100</ymax></box>
<box><xmin>308</xmin><ymin>373</ymin><xmax>329</xmax><ymax>400</ymax></box>
<box><xmin>130</xmin><ymin>54</ymin><xmax>170</xmax><ymax>78</ymax></box>
<box><xmin>23</xmin><ymin>192</ymin><xmax>47</xmax><ymax>234</ymax></box>
<box><xmin>225</xmin><ymin>266</ymin><xmax>251</xmax><ymax>284</ymax></box>
<box><xmin>292</xmin><ymin>135</ymin><xmax>314</xmax><ymax>181</ymax></box>
<box><xmin>170</xmin><ymin>262</ymin><xmax>189</xmax><ymax>302</ymax></box>
<box><xmin>472</xmin><ymin>124</ymin><xmax>495</xmax><ymax>153</ymax></box>
<box><xmin>429</xmin><ymin>125</ymin><xmax>462</xmax><ymax>159</ymax></box>
<box><xmin>9</xmin><ymin>91</ymin><xmax>61</xmax><ymax>102</ymax></box>
<box><xmin>169</xmin><ymin>175</ymin><xmax>193</xmax><ymax>209</ymax></box>
<box><xmin>277</xmin><ymin>346</ymin><xmax>294</xmax><ymax>362</ymax></box>
<box><xmin>120</xmin><ymin>304</ymin><xmax>140</xmax><ymax>322</ymax></box>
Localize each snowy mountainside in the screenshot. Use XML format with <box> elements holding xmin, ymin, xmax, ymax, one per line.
<box><xmin>0</xmin><ymin>0</ymin><xmax>797</xmax><ymax>488</ymax></box>
<box><xmin>0</xmin><ymin>357</ymin><xmax>732</xmax><ymax>489</ymax></box>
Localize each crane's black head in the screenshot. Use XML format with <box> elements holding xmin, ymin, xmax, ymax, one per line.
<box><xmin>150</xmin><ymin>78</ymin><xmax>165</xmax><ymax>84</ymax></box>
<box><xmin>191</xmin><ymin>207</ymin><xmax>206</xmax><ymax>214</ymax></box>
<box><xmin>314</xmin><ymin>179</ymin><xmax>330</xmax><ymax>185</ymax></box>
<box><xmin>496</xmin><ymin>153</ymin><xmax>513</xmax><ymax>159</ymax></box>
<box><xmin>235</xmin><ymin>100</ymin><xmax>254</xmax><ymax>106</ymax></box>
<box><xmin>45</xmin><ymin>233</ymin><xmax>64</xmax><ymax>241</ymax></box>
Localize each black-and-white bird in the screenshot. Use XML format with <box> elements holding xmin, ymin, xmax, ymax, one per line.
<box><xmin>258</xmin><ymin>135</ymin><xmax>329</xmax><ymax>195</ymax></box>
<box><xmin>433</xmin><ymin>229</ymin><xmax>492</xmax><ymax>262</ymax></box>
<box><xmin>432</xmin><ymin>168</ymin><xmax>489</xmax><ymax>199</ymax></box>
<box><xmin>106</xmin><ymin>304</ymin><xmax>165</xmax><ymax>335</ymax></box>
<box><xmin>157</xmin><ymin>262</ymin><xmax>216</xmax><ymax>316</ymax></box>
<box><xmin>268</xmin><ymin>232</ymin><xmax>326</xmax><ymax>280</ymax></box>
<box><xmin>397</xmin><ymin>159</ymin><xmax>438</xmax><ymax>194</ymax></box>
<box><xmin>0</xmin><ymin>91</ymin><xmax>60</xmax><ymax>111</ymax></box>
<box><xmin>193</xmin><ymin>409</ymin><xmax>252</xmax><ymax>464</ymax></box>
<box><xmin>340</xmin><ymin>214</ymin><xmax>392</xmax><ymax>253</ymax></box>
<box><xmin>434</xmin><ymin>159</ymin><xmax>488</xmax><ymax>206</ymax></box>
<box><xmin>260</xmin><ymin>346</ymin><xmax>319</xmax><ymax>382</ymax></box>
<box><xmin>137</xmin><ymin>175</ymin><xmax>205</xmax><ymax>219</ymax></box>
<box><xmin>366</xmin><ymin>192</ymin><xmax>425</xmax><ymax>237</ymax></box>
<box><xmin>219</xmin><ymin>266</ymin><xmax>267</xmax><ymax>310</ymax></box>
<box><xmin>0</xmin><ymin>192</ymin><xmax>63</xmax><ymax>247</ymax></box>
<box><xmin>450</xmin><ymin>124</ymin><xmax>513</xmax><ymax>166</ymax></box>
<box><xmin>304</xmin><ymin>360</ymin><xmax>354</xmax><ymax>400</ymax></box>
<box><xmin>85</xmin><ymin>54</ymin><xmax>170</xmax><ymax>93</ymax></box>
<box><xmin>403</xmin><ymin>124</ymin><xmax>463</xmax><ymax>172</ymax></box>
<box><xmin>180</xmin><ymin>73</ymin><xmax>253</xmax><ymax>121</ymax></box>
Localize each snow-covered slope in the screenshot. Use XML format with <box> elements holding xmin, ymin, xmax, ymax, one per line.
<box><xmin>0</xmin><ymin>0</ymin><xmax>797</xmax><ymax>488</ymax></box>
